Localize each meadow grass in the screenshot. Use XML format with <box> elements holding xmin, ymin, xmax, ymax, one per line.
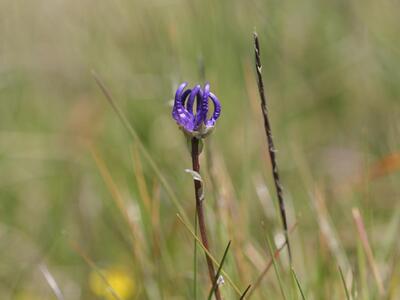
<box><xmin>1</xmin><ymin>0</ymin><xmax>400</xmax><ymax>299</ymax></box>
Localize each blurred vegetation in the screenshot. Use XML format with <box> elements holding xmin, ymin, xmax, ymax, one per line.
<box><xmin>1</xmin><ymin>0</ymin><xmax>399</xmax><ymax>299</ymax></box>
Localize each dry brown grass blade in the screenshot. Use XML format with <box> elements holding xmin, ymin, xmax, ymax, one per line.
<box><xmin>244</xmin><ymin>243</ymin><xmax>267</xmax><ymax>273</ymax></box>
<box><xmin>387</xmin><ymin>247</ymin><xmax>400</xmax><ymax>299</ymax></box>
<box><xmin>151</xmin><ymin>180</ymin><xmax>161</xmax><ymax>257</ymax></box>
<box><xmin>313</xmin><ymin>187</ymin><xmax>353</xmax><ymax>284</ymax></box>
<box><xmin>90</xmin><ymin>146</ymin><xmax>145</xmax><ymax>263</ymax></box>
<box><xmin>131</xmin><ymin>144</ymin><xmax>152</xmax><ymax>214</ymax></box>
<box><xmin>352</xmin><ymin>208</ymin><xmax>385</xmax><ymax>296</ymax></box>
<box><xmin>243</xmin><ymin>60</ymin><xmax>269</xmax><ymax>168</ymax></box>
<box><xmin>91</xmin><ymin>147</ymin><xmax>135</xmax><ymax>234</ymax></box>
<box><xmin>209</xmin><ymin>149</ymin><xmax>251</xmax><ymax>283</ymax></box>
<box><xmin>92</xmin><ymin>71</ymin><xmax>190</xmax><ymax>224</ymax></box>
<box><xmin>290</xmin><ymin>144</ymin><xmax>356</xmax><ymax>291</ymax></box>
<box><xmin>245</xmin><ymin>222</ymin><xmax>298</xmax><ymax>299</ymax></box>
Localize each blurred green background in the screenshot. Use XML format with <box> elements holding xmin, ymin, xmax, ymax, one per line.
<box><xmin>1</xmin><ymin>0</ymin><xmax>399</xmax><ymax>299</ymax></box>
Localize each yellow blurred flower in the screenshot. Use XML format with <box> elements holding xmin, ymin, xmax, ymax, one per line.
<box><xmin>89</xmin><ymin>267</ymin><xmax>135</xmax><ymax>300</ymax></box>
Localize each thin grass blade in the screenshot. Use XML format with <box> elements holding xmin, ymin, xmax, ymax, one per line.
<box><xmin>39</xmin><ymin>264</ymin><xmax>64</xmax><ymax>300</ymax></box>
<box><xmin>291</xmin><ymin>268</ymin><xmax>307</xmax><ymax>300</ymax></box>
<box><xmin>240</xmin><ymin>285</ymin><xmax>252</xmax><ymax>300</ymax></box>
<box><xmin>207</xmin><ymin>241</ymin><xmax>232</xmax><ymax>300</ymax></box>
<box><xmin>70</xmin><ymin>241</ymin><xmax>122</xmax><ymax>300</ymax></box>
<box><xmin>247</xmin><ymin>222</ymin><xmax>297</xmax><ymax>298</ymax></box>
<box><xmin>338</xmin><ymin>266</ymin><xmax>351</xmax><ymax>300</ymax></box>
<box><xmin>352</xmin><ymin>208</ymin><xmax>385</xmax><ymax>295</ymax></box>
<box><xmin>176</xmin><ymin>214</ymin><xmax>242</xmax><ymax>296</ymax></box>
<box><xmin>92</xmin><ymin>71</ymin><xmax>189</xmax><ymax>224</ymax></box>
<box><xmin>266</xmin><ymin>236</ymin><xmax>287</xmax><ymax>300</ymax></box>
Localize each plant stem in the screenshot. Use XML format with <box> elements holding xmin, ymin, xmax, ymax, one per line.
<box><xmin>191</xmin><ymin>137</ymin><xmax>222</xmax><ymax>300</ymax></box>
<box><xmin>253</xmin><ymin>32</ymin><xmax>292</xmax><ymax>263</ymax></box>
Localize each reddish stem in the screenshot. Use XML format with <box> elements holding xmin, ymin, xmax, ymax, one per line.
<box><xmin>191</xmin><ymin>137</ymin><xmax>222</xmax><ymax>300</ymax></box>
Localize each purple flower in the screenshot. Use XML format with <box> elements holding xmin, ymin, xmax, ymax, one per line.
<box><xmin>172</xmin><ymin>82</ymin><xmax>221</xmax><ymax>137</ymax></box>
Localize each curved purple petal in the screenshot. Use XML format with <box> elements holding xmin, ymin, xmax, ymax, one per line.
<box><xmin>193</xmin><ymin>89</ymin><xmax>204</xmax><ymax>129</ymax></box>
<box><xmin>186</xmin><ymin>85</ymin><xmax>201</xmax><ymax>114</ymax></box>
<box><xmin>174</xmin><ymin>82</ymin><xmax>188</xmax><ymax>103</ymax></box>
<box><xmin>205</xmin><ymin>92</ymin><xmax>221</xmax><ymax>128</ymax></box>
<box><xmin>180</xmin><ymin>89</ymin><xmax>192</xmax><ymax>107</ymax></box>
<box><xmin>172</xmin><ymin>82</ymin><xmax>195</xmax><ymax>132</ymax></box>
<box><xmin>200</xmin><ymin>83</ymin><xmax>210</xmax><ymax>125</ymax></box>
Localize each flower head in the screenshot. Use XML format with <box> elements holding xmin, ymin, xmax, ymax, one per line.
<box><xmin>172</xmin><ymin>82</ymin><xmax>221</xmax><ymax>138</ymax></box>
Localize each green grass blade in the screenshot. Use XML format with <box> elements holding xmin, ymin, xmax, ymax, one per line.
<box><xmin>266</xmin><ymin>236</ymin><xmax>287</xmax><ymax>300</ymax></box>
<box><xmin>338</xmin><ymin>266</ymin><xmax>351</xmax><ymax>300</ymax></box>
<box><xmin>239</xmin><ymin>285</ymin><xmax>251</xmax><ymax>300</ymax></box>
<box><xmin>291</xmin><ymin>268</ymin><xmax>307</xmax><ymax>300</ymax></box>
<box><xmin>176</xmin><ymin>214</ymin><xmax>242</xmax><ymax>296</ymax></box>
<box><xmin>207</xmin><ymin>241</ymin><xmax>231</xmax><ymax>300</ymax></box>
